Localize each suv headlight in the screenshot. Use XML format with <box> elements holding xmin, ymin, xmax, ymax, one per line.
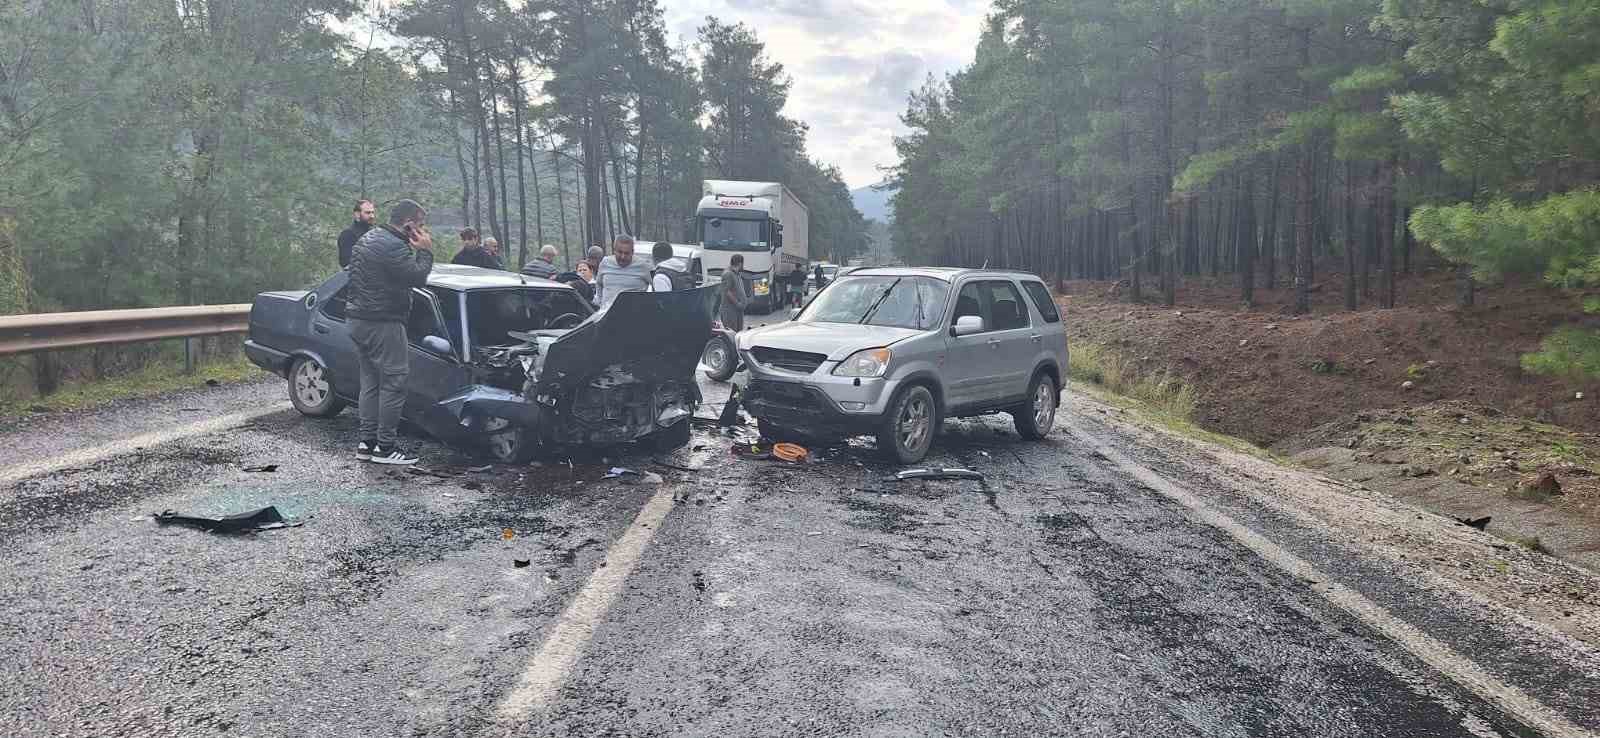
<box><xmin>833</xmin><ymin>348</ymin><xmax>891</xmax><ymax>378</ymax></box>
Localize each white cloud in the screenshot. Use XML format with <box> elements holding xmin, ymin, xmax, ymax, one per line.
<box><xmin>664</xmin><ymin>0</ymin><xmax>987</xmax><ymax>188</ymax></box>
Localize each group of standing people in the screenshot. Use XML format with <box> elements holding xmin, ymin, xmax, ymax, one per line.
<box><xmin>333</xmin><ymin>197</ymin><xmax>751</xmax><ymax>467</ymax></box>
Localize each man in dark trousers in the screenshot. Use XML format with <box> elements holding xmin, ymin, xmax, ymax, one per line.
<box><xmin>348</xmin><ymin>199</ymin><xmax>434</xmax><ymax>465</ymax></box>
<box><xmin>337</xmin><ymin>199</ymin><xmax>376</xmax><ymax>268</ymax></box>
<box><xmin>452</xmin><ymin>227</ymin><xmax>500</xmax><ymax>269</ymax></box>
<box><xmin>719</xmin><ymin>254</ymin><xmax>750</xmax><ymax>332</ymax></box>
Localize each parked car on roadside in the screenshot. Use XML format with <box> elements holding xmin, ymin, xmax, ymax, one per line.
<box><xmin>737</xmin><ymin>267</ymin><xmax>1069</xmax><ymax>463</ymax></box>
<box><xmin>243</xmin><ymin>265</ymin><xmax>713</xmax><ymax>462</ymax></box>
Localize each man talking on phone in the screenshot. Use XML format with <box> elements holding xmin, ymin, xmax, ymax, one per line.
<box><xmin>347</xmin><ymin>199</ymin><xmax>435</xmax><ymax>465</ymax></box>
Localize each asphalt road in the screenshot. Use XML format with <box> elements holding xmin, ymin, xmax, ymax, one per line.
<box><xmin>3</xmin><ymin>317</ymin><xmax>1598</xmax><ymax>737</ymax></box>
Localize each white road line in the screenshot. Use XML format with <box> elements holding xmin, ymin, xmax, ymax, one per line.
<box><xmin>1074</xmin><ymin>429</ymin><xmax>1596</xmax><ymax>738</ymax></box>
<box><xmin>0</xmin><ymin>403</ymin><xmax>291</xmax><ymax>490</ymax></box>
<box><xmin>495</xmin><ymin>483</ymin><xmax>678</xmax><ymax>722</ymax></box>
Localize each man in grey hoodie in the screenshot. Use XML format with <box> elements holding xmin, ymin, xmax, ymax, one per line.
<box><xmin>347</xmin><ymin>199</ymin><xmax>434</xmax><ymax>465</ymax></box>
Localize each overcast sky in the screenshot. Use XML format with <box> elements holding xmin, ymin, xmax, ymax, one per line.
<box><xmin>662</xmin><ymin>0</ymin><xmax>989</xmax><ymax>189</ymax></box>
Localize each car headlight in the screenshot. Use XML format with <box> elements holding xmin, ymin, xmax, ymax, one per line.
<box><xmin>833</xmin><ymin>348</ymin><xmax>891</xmax><ymax>378</ymax></box>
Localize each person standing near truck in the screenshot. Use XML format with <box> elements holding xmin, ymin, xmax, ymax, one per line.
<box><xmin>719</xmin><ymin>254</ymin><xmax>750</xmax><ymax>332</ymax></box>
<box><xmin>347</xmin><ymin>199</ymin><xmax>434</xmax><ymax>466</ymax></box>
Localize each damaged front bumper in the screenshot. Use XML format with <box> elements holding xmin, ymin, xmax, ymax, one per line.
<box><xmin>436</xmin><ymin>285</ymin><xmax>717</xmax><ymax>446</ymax></box>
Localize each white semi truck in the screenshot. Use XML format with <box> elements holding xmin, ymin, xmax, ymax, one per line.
<box><xmin>696</xmin><ymin>180</ymin><xmax>810</xmax><ymax>313</ymax></box>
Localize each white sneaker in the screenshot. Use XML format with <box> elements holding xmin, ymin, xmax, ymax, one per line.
<box><xmin>368</xmin><ymin>445</ymin><xmax>419</xmax><ymax>466</ymax></box>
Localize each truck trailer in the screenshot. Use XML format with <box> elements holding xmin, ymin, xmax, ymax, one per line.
<box><xmin>696</xmin><ymin>180</ymin><xmax>810</xmax><ymax>313</ymax></box>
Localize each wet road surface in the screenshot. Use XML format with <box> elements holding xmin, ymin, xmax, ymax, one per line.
<box><xmin>2</xmin><ymin>339</ymin><xmax>1597</xmax><ymax>736</ymax></box>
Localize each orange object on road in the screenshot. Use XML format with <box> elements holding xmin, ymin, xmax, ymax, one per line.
<box><xmin>772</xmin><ymin>443</ymin><xmax>809</xmax><ymax>463</ymax></box>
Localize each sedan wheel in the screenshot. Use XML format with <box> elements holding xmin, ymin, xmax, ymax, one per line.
<box><xmin>702</xmin><ymin>334</ymin><xmax>737</xmax><ymax>382</ymax></box>
<box><xmin>484</xmin><ymin>417</ymin><xmax>539</xmax><ymax>464</ymax></box>
<box><xmin>288</xmin><ymin>357</ymin><xmax>345</xmax><ymax>418</ymax></box>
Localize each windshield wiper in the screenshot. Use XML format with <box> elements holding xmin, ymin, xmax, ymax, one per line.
<box><xmin>859</xmin><ymin>278</ymin><xmax>903</xmax><ymax>325</ymax></box>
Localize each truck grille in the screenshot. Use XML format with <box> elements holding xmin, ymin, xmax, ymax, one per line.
<box><xmin>750</xmin><ymin>347</ymin><xmax>826</xmax><ymax>374</ymax></box>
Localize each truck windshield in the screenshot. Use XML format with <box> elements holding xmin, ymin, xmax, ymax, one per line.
<box><xmin>701</xmin><ymin>217</ymin><xmax>767</xmax><ymax>251</ymax></box>
<box><xmin>798</xmin><ymin>276</ymin><xmax>950</xmax><ymax>331</ymax></box>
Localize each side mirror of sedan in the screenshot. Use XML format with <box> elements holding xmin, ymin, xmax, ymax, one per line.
<box><xmin>421</xmin><ymin>335</ymin><xmax>454</xmax><ymax>356</ymax></box>
<box><xmin>951</xmin><ymin>315</ymin><xmax>985</xmax><ymax>337</ymax></box>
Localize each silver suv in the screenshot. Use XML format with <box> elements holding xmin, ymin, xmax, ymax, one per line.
<box><xmin>737</xmin><ymin>267</ymin><xmax>1069</xmax><ymax>463</ymax></box>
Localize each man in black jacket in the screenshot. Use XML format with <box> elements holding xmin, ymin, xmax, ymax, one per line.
<box><xmin>337</xmin><ymin>199</ymin><xmax>376</xmax><ymax>268</ymax></box>
<box><xmin>452</xmin><ymin>227</ymin><xmax>500</xmax><ymax>269</ymax></box>
<box><xmin>348</xmin><ymin>199</ymin><xmax>434</xmax><ymax>465</ymax></box>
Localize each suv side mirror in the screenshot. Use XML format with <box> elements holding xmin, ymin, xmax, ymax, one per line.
<box><xmin>951</xmin><ymin>315</ymin><xmax>985</xmax><ymax>337</ymax></box>
<box><xmin>421</xmin><ymin>335</ymin><xmax>454</xmax><ymax>356</ymax></box>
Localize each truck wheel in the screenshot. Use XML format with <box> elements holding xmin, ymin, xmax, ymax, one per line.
<box><xmin>702</xmin><ymin>334</ymin><xmax>737</xmax><ymax>382</ymax></box>
<box><xmin>484</xmin><ymin>417</ymin><xmax>540</xmax><ymax>464</ymax></box>
<box><xmin>288</xmin><ymin>357</ymin><xmax>345</xmax><ymax>418</ymax></box>
<box><xmin>876</xmin><ymin>385</ymin><xmax>937</xmax><ymax>464</ymax></box>
<box><xmin>646</xmin><ymin>420</ymin><xmax>692</xmax><ymax>452</ymax></box>
<box><xmin>1012</xmin><ymin>372</ymin><xmax>1058</xmax><ymax>440</ymax></box>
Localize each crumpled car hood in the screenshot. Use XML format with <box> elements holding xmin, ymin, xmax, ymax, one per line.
<box><xmin>540</xmin><ymin>286</ymin><xmax>717</xmax><ymax>387</ymax></box>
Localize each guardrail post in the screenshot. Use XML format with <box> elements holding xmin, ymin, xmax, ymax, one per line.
<box><xmin>184</xmin><ymin>337</ymin><xmax>194</xmax><ymax>375</ymax></box>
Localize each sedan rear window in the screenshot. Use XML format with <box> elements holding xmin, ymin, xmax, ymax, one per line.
<box><xmin>1021</xmin><ymin>280</ymin><xmax>1061</xmax><ymax>323</ymax></box>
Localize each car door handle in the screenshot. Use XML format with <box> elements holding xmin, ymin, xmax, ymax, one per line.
<box><xmin>313</xmin><ymin>323</ymin><xmax>330</xmax><ymax>334</ymax></box>
<box><xmin>1030</xmin><ymin>334</ymin><xmax>1042</xmax><ymax>343</ymax></box>
<box><xmin>987</xmin><ymin>339</ymin><xmax>1001</xmax><ymax>347</ymax></box>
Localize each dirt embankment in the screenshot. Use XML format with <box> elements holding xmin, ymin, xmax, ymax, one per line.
<box><xmin>1059</xmin><ymin>268</ymin><xmax>1600</xmax><ymax>565</ymax></box>
<box><xmin>1061</xmin><ymin>269</ymin><xmax>1600</xmax><ymax>446</ymax></box>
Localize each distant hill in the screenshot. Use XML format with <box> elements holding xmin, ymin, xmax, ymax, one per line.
<box><xmin>850</xmin><ymin>182</ymin><xmax>896</xmax><ymax>223</ymax></box>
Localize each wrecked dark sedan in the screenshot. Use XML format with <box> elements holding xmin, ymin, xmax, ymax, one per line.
<box><xmin>243</xmin><ymin>265</ymin><xmax>714</xmax><ymax>462</ymax></box>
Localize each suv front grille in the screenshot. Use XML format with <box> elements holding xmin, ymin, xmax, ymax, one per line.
<box><xmin>750</xmin><ymin>346</ymin><xmax>826</xmax><ymax>374</ymax></box>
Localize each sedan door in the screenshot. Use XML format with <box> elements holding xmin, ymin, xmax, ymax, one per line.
<box><xmin>312</xmin><ymin>290</ymin><xmax>360</xmax><ymax>400</ymax></box>
<box><xmin>404</xmin><ymin>289</ymin><xmax>472</xmax><ymax>435</ymax></box>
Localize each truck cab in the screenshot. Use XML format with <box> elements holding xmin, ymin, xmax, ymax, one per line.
<box><xmin>696</xmin><ymin>180</ymin><xmax>809</xmax><ymax>313</ymax></box>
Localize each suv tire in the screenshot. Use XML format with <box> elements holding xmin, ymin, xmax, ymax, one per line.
<box><xmin>877</xmin><ymin>384</ymin><xmax>937</xmax><ymax>464</ymax></box>
<box><xmin>1012</xmin><ymin>372</ymin><xmax>1057</xmax><ymax>440</ymax></box>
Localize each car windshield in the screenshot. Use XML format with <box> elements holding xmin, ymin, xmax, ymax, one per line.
<box><xmin>702</xmin><ymin>217</ymin><xmax>766</xmax><ymax>251</ymax></box>
<box><xmin>799</xmin><ymin>276</ymin><xmax>949</xmax><ymax>330</ymax></box>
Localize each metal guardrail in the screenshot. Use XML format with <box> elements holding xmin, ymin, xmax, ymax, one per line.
<box><xmin>0</xmin><ymin>304</ymin><xmax>251</xmax><ymax>356</ymax></box>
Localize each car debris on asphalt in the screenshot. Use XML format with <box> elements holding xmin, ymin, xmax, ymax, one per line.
<box><xmin>1455</xmin><ymin>515</ymin><xmax>1492</xmax><ymax>531</ymax></box>
<box><xmin>153</xmin><ymin>506</ymin><xmax>302</xmax><ymax>534</ymax></box>
<box><xmin>242</xmin><ymin>464</ymin><xmax>279</xmax><ymax>473</ymax></box>
<box><xmin>893</xmin><ymin>468</ymin><xmax>984</xmax><ymax>482</ymax></box>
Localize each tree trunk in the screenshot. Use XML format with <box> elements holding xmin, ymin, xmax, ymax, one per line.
<box><xmin>1293</xmin><ymin>27</ymin><xmax>1313</xmax><ymax>315</ymax></box>
<box><xmin>1239</xmin><ymin>169</ymin><xmax>1256</xmax><ymax>308</ymax></box>
<box><xmin>1344</xmin><ymin>160</ymin><xmax>1357</xmax><ymax>311</ymax></box>
<box><xmin>1263</xmin><ymin>152</ymin><xmax>1280</xmax><ymax>290</ymax></box>
<box><xmin>509</xmin><ymin>55</ymin><xmax>531</xmax><ymax>266</ymax></box>
<box><xmin>581</xmin><ymin>112</ymin><xmax>604</xmax><ymax>251</ymax></box>
<box><xmin>601</xmin><ymin>119</ymin><xmax>633</xmax><ymax>237</ymax></box>
<box><xmin>448</xmin><ymin>88</ymin><xmax>471</xmax><ymax>228</ymax></box>
<box><xmin>1457</xmin><ymin>264</ymin><xmax>1475</xmax><ymax>308</ymax></box>
<box><xmin>1378</xmin><ymin>158</ymin><xmax>1397</xmax><ymax>309</ymax></box>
